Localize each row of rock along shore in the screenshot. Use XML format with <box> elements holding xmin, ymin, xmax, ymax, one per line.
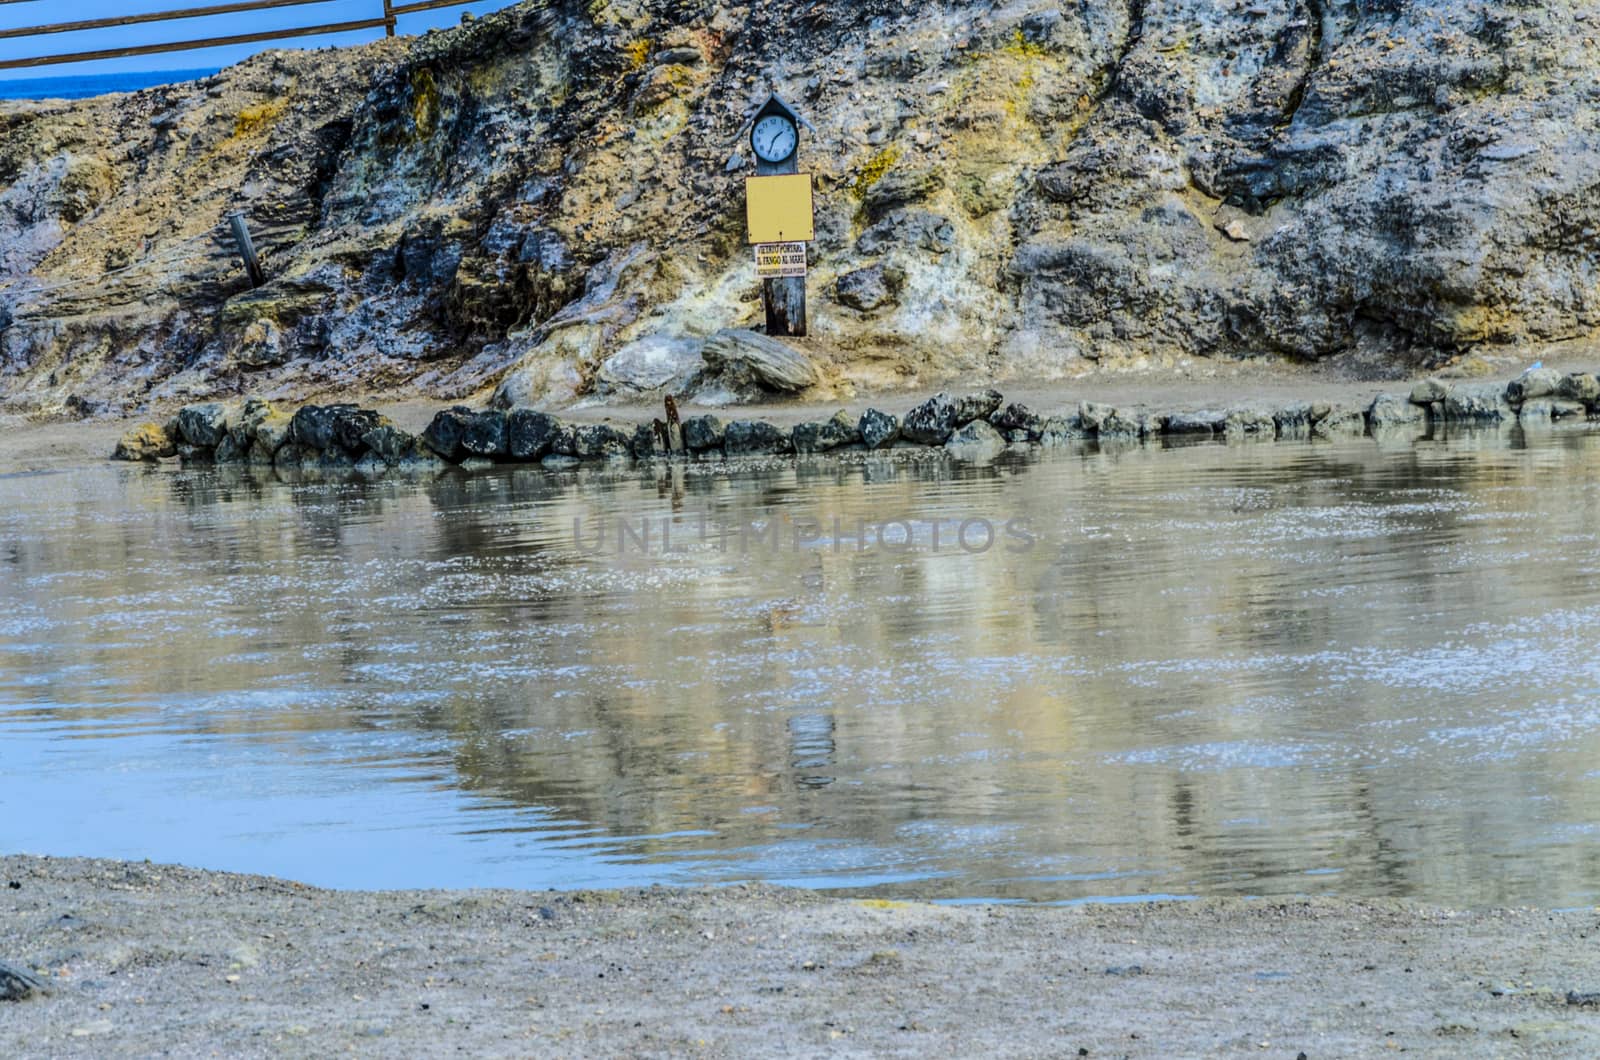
<box><xmin>111</xmin><ymin>368</ymin><xmax>1600</xmax><ymax>472</ymax></box>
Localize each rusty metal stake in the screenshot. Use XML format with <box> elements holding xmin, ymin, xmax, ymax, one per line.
<box><xmin>225</xmin><ymin>211</ymin><xmax>264</xmax><ymax>288</ymax></box>
<box><xmin>664</xmin><ymin>394</ymin><xmax>684</xmax><ymax>452</ymax></box>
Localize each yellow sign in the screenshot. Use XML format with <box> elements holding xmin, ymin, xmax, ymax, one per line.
<box><xmin>745</xmin><ymin>174</ymin><xmax>814</xmax><ymax>244</ymax></box>
<box><xmin>755</xmin><ymin>242</ymin><xmax>807</xmax><ymax>278</ymax></box>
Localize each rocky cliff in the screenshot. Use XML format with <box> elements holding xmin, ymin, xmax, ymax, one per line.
<box><xmin>2</xmin><ymin>0</ymin><xmax>1597</xmax><ymax>418</ymax></box>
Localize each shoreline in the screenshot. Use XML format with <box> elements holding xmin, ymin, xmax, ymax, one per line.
<box><xmin>3</xmin><ymin>854</ymin><xmax>1598</xmax><ymax>1056</ymax></box>
<box><xmin>6</xmin><ymin>361</ymin><xmax>1596</xmax><ymax>476</ymax></box>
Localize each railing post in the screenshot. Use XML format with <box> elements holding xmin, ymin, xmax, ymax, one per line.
<box><xmin>382</xmin><ymin>0</ymin><xmax>395</xmax><ymax>35</ymax></box>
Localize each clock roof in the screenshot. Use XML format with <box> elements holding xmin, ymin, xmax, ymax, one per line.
<box><xmin>735</xmin><ymin>93</ymin><xmax>814</xmax><ymax>143</ymax></box>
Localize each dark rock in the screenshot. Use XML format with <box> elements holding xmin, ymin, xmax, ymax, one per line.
<box><xmin>176</xmin><ymin>403</ymin><xmax>229</xmax><ymax>448</ymax></box>
<box><xmin>213</xmin><ymin>434</ymin><xmax>247</xmax><ymax>463</ymax></box>
<box><xmin>902</xmin><ymin>393</ymin><xmax>959</xmax><ymax>445</ymax></box>
<box><xmin>1077</xmin><ymin>401</ymin><xmax>1115</xmax><ymax>432</ymax></box>
<box><xmin>1443</xmin><ymin>382</ymin><xmax>1514</xmax><ymax>422</ymax></box>
<box><xmin>1313</xmin><ymin>405</ymin><xmax>1367</xmax><ymax>437</ymax></box>
<box><xmin>855</xmin><ymin>210</ymin><xmax>956</xmax><ymax>257</ymax></box>
<box><xmin>1505</xmin><ymin>367</ymin><xmax>1560</xmax><ymax>404</ymax></box>
<box><xmin>835</xmin><ymin>264</ymin><xmax>905</xmax><ymax>311</ymax></box>
<box><xmin>989</xmin><ymin>402</ymin><xmax>1044</xmax><ymax>437</ymax></box>
<box><xmin>631</xmin><ymin>422</ymin><xmax>666</xmax><ymax>459</ymax></box>
<box><xmin>331</xmin><ymin>407</ymin><xmax>384</xmax><ymax>453</ymax></box>
<box><xmin>1409</xmin><ymin>379</ymin><xmax>1449</xmax><ymax>405</ymax></box>
<box><xmin>460</xmin><ymin>409</ymin><xmax>508</xmax><ymax>457</ymax></box>
<box><xmin>508</xmin><ymin>408</ymin><xmax>563</xmax><ymax>460</ymax></box>
<box><xmin>952</xmin><ymin>389</ymin><xmax>1004</xmax><ymax>425</ymax></box>
<box><xmin>1039</xmin><ymin>415</ymin><xmax>1088</xmax><ymax>445</ymax></box>
<box><xmin>1368</xmin><ymin>393</ymin><xmax>1427</xmax><ymax>429</ymax></box>
<box><xmin>1081</xmin><ymin>400</ymin><xmax>1143</xmax><ymax>437</ymax></box>
<box><xmin>1136</xmin><ymin>411</ymin><xmax>1166</xmax><ymax>436</ymax></box>
<box><xmin>227</xmin><ymin>398</ymin><xmax>277</xmax><ymax>448</ymax></box>
<box><xmin>289</xmin><ymin>404</ymin><xmax>342</xmax><ymax>451</ymax></box>
<box><xmin>175</xmin><ymin>442</ymin><xmax>210</xmax><ymax>463</ymax></box>
<box><xmin>1551</xmin><ymin>399</ymin><xmax>1587</xmax><ymax>419</ymax></box>
<box><xmin>724</xmin><ymin>420</ymin><xmax>792</xmax><ymax>456</ymax></box>
<box><xmin>792</xmin><ymin>411</ymin><xmax>860</xmax><ymax>453</ymax></box>
<box><xmin>420</xmin><ymin>406</ymin><xmax>474</xmax><ymax>459</ymax></box>
<box><xmin>1556</xmin><ymin>372</ymin><xmax>1600</xmax><ymax>405</ymax></box>
<box><xmin>273</xmin><ymin>443</ymin><xmax>311</xmax><ymax>471</ymax></box>
<box><xmin>319</xmin><ymin>445</ymin><xmax>357</xmax><ymax>470</ymax></box>
<box><xmin>1223</xmin><ymin>406</ymin><xmax>1275</xmax><ymax>438</ymax></box>
<box><xmin>0</xmin><ymin>960</ymin><xmax>51</xmax><ymax>1001</ymax></box>
<box><xmin>860</xmin><ymin>165</ymin><xmax>944</xmax><ymax>220</ymax></box>
<box><xmin>1164</xmin><ymin>410</ymin><xmax>1225</xmax><ymax>434</ymax></box>
<box><xmin>944</xmin><ymin>419</ymin><xmax>1005</xmax><ymax>459</ymax></box>
<box><xmin>549</xmin><ymin>423</ymin><xmax>579</xmax><ymax>456</ymax></box>
<box><xmin>1273</xmin><ymin>403</ymin><xmax>1314</xmax><ymax>434</ymax></box>
<box><xmin>682</xmin><ymin>414</ymin><xmax>725</xmax><ymax>452</ymax></box>
<box><xmin>253</xmin><ymin>414</ymin><xmax>293</xmax><ymax>454</ymax></box>
<box><xmin>361</xmin><ymin>423</ymin><xmax>414</xmax><ymax>464</ymax></box>
<box><xmin>396</xmin><ymin>440</ymin><xmax>447</xmax><ymax>469</ymax></box>
<box><xmin>858</xmin><ymin>408</ymin><xmax>900</xmax><ymax>449</ymax></box>
<box><xmin>571</xmin><ymin>423</ymin><xmax>631</xmax><ymax>459</ymax></box>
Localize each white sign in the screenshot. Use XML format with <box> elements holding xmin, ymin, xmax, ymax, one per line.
<box><xmin>755</xmin><ymin>242</ymin><xmax>807</xmax><ymax>278</ymax></box>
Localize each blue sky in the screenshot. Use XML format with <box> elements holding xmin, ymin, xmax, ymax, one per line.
<box><xmin>0</xmin><ymin>0</ymin><xmax>512</xmax><ymax>82</ymax></box>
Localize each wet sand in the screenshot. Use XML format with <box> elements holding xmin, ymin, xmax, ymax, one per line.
<box><xmin>3</xmin><ymin>855</ymin><xmax>1598</xmax><ymax>1057</ymax></box>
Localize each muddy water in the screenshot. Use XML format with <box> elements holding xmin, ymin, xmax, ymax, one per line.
<box><xmin>4</xmin><ymin>430</ymin><xmax>1600</xmax><ymax>906</ymax></box>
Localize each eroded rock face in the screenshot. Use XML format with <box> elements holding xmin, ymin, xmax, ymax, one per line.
<box><xmin>6</xmin><ymin>0</ymin><xmax>1600</xmax><ymax>416</ymax></box>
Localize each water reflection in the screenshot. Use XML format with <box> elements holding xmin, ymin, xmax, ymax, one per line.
<box><xmin>3</xmin><ymin>427</ymin><xmax>1600</xmax><ymax>906</ymax></box>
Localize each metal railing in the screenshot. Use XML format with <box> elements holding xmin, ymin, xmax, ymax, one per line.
<box><xmin>0</xmin><ymin>0</ymin><xmax>486</xmax><ymax>71</ymax></box>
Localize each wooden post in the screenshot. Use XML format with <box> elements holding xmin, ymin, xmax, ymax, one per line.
<box><xmin>755</xmin><ymin>154</ymin><xmax>807</xmax><ymax>338</ymax></box>
<box><xmin>382</xmin><ymin>0</ymin><xmax>395</xmax><ymax>35</ymax></box>
<box><xmin>225</xmin><ymin>211</ymin><xmax>265</xmax><ymax>288</ymax></box>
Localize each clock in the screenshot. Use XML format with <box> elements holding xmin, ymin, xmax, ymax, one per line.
<box><xmin>751</xmin><ymin>112</ymin><xmax>798</xmax><ymax>165</ymax></box>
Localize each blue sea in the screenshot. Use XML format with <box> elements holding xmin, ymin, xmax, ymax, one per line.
<box><xmin>0</xmin><ymin>68</ymin><xmax>218</xmax><ymax>100</ymax></box>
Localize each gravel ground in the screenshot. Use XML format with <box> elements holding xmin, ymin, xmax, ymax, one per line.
<box><xmin>3</xmin><ymin>855</ymin><xmax>1599</xmax><ymax>1057</ymax></box>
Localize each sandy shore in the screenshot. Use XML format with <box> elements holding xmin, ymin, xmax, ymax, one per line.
<box><xmin>3</xmin><ymin>856</ymin><xmax>1598</xmax><ymax>1057</ymax></box>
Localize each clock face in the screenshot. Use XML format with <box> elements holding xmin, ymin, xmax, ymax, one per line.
<box><xmin>751</xmin><ymin>114</ymin><xmax>798</xmax><ymax>164</ymax></box>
